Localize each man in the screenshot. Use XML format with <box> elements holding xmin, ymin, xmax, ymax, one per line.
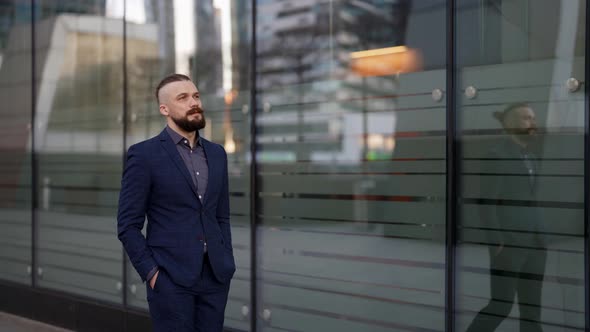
<box><xmin>117</xmin><ymin>74</ymin><xmax>236</xmax><ymax>331</ymax></box>
<box><xmin>466</xmin><ymin>103</ymin><xmax>546</xmax><ymax>332</ymax></box>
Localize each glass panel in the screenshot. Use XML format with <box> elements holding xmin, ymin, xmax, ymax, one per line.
<box><xmin>456</xmin><ymin>1</ymin><xmax>586</xmax><ymax>331</ymax></box>
<box><xmin>123</xmin><ymin>0</ymin><xmax>171</xmax><ymax>309</ymax></box>
<box><xmin>0</xmin><ymin>0</ymin><xmax>33</xmax><ymax>285</ymax></box>
<box><xmin>124</xmin><ymin>2</ymin><xmax>253</xmax><ymax>328</ymax></box>
<box><xmin>256</xmin><ymin>1</ymin><xmax>446</xmax><ymax>331</ymax></box>
<box><xmin>199</xmin><ymin>2</ymin><xmax>253</xmax><ymax>329</ymax></box>
<box><xmin>34</xmin><ymin>0</ymin><xmax>124</xmax><ymax>303</ymax></box>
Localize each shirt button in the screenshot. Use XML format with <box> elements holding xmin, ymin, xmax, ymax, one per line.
<box><xmin>196</xmin><ymin>172</ymin><xmax>200</xmax><ymax>175</ymax></box>
<box><xmin>198</xmin><ymin>195</ymin><xmax>202</xmax><ymax>199</ymax></box>
<box><xmin>184</xmin><ymin>140</ymin><xmax>188</xmax><ymax>144</ymax></box>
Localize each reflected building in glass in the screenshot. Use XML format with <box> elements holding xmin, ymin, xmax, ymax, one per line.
<box><xmin>0</xmin><ymin>1</ymin><xmax>588</xmax><ymax>332</ymax></box>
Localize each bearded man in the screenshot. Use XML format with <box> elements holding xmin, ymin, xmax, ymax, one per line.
<box><xmin>117</xmin><ymin>74</ymin><xmax>235</xmax><ymax>332</ymax></box>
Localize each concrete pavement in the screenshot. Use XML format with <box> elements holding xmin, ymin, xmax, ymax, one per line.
<box><xmin>0</xmin><ymin>312</ymin><xmax>73</xmax><ymax>332</ymax></box>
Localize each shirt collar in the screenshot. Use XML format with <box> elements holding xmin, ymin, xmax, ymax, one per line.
<box><xmin>166</xmin><ymin>125</ymin><xmax>201</xmax><ymax>147</ymax></box>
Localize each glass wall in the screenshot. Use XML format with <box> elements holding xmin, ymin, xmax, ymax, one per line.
<box><xmin>456</xmin><ymin>0</ymin><xmax>586</xmax><ymax>331</ymax></box>
<box><xmin>255</xmin><ymin>1</ymin><xmax>447</xmax><ymax>330</ymax></box>
<box><xmin>0</xmin><ymin>0</ymin><xmax>32</xmax><ymax>285</ymax></box>
<box><xmin>33</xmin><ymin>0</ymin><xmax>124</xmax><ymax>303</ymax></box>
<box><xmin>0</xmin><ymin>1</ymin><xmax>588</xmax><ymax>331</ymax></box>
<box><xmin>123</xmin><ymin>0</ymin><xmax>171</xmax><ymax>309</ymax></box>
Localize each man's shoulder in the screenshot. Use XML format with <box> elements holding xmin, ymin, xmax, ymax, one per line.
<box><xmin>202</xmin><ymin>138</ymin><xmax>226</xmax><ymax>156</ymax></box>
<box><xmin>128</xmin><ymin>133</ymin><xmax>165</xmax><ymax>152</ymax></box>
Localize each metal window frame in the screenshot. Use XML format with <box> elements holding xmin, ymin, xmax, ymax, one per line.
<box><xmin>446</xmin><ymin>0</ymin><xmax>457</xmax><ymax>331</ymax></box>
<box><xmin>31</xmin><ymin>0</ymin><xmax>38</xmax><ymax>290</ymax></box>
<box><xmin>585</xmin><ymin>1</ymin><xmax>590</xmax><ymax>330</ymax></box>
<box><xmin>249</xmin><ymin>1</ymin><xmax>259</xmax><ymax>331</ymax></box>
<box><xmin>122</xmin><ymin>0</ymin><xmax>129</xmax><ymax>316</ymax></box>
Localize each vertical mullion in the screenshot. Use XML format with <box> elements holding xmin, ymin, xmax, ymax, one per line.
<box><xmin>122</xmin><ymin>0</ymin><xmax>129</xmax><ymax>310</ymax></box>
<box><xmin>584</xmin><ymin>0</ymin><xmax>590</xmax><ymax>330</ymax></box>
<box><xmin>445</xmin><ymin>0</ymin><xmax>457</xmax><ymax>331</ymax></box>
<box><xmin>31</xmin><ymin>0</ymin><xmax>37</xmax><ymax>289</ymax></box>
<box><xmin>249</xmin><ymin>0</ymin><xmax>258</xmax><ymax>330</ymax></box>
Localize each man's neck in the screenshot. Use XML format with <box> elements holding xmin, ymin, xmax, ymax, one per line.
<box><xmin>510</xmin><ymin>135</ymin><xmax>527</xmax><ymax>149</ymax></box>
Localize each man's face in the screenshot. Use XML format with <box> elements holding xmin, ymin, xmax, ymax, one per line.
<box><xmin>508</xmin><ymin>107</ymin><xmax>537</xmax><ymax>137</ymax></box>
<box><xmin>158</xmin><ymin>80</ymin><xmax>206</xmax><ymax>132</ymax></box>
<box><xmin>515</xmin><ymin>107</ymin><xmax>537</xmax><ymax>136</ymax></box>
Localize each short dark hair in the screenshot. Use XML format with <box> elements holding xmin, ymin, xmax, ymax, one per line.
<box><xmin>155</xmin><ymin>73</ymin><xmax>192</xmax><ymax>103</ymax></box>
<box><xmin>493</xmin><ymin>102</ymin><xmax>530</xmax><ymax>128</ymax></box>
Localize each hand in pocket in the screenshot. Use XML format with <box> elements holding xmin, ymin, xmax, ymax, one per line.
<box><xmin>150</xmin><ymin>270</ymin><xmax>160</xmax><ymax>290</ymax></box>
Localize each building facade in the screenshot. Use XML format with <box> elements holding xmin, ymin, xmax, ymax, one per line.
<box><xmin>0</xmin><ymin>0</ymin><xmax>588</xmax><ymax>331</ymax></box>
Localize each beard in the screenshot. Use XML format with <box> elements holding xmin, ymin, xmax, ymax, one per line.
<box><xmin>171</xmin><ymin>108</ymin><xmax>206</xmax><ymax>132</ymax></box>
<box><xmin>510</xmin><ymin>126</ymin><xmax>537</xmax><ymax>143</ymax></box>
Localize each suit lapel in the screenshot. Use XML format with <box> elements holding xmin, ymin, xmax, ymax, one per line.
<box><xmin>158</xmin><ymin>130</ymin><xmax>199</xmax><ymax>199</ymax></box>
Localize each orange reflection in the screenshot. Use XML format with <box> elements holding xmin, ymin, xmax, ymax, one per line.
<box><xmin>350</xmin><ymin>46</ymin><xmax>423</xmax><ymax>77</ymax></box>
<box><xmin>223</xmin><ymin>90</ymin><xmax>237</xmax><ymax>154</ymax></box>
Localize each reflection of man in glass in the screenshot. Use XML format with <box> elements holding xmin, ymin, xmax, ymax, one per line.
<box><xmin>466</xmin><ymin>103</ymin><xmax>546</xmax><ymax>332</ymax></box>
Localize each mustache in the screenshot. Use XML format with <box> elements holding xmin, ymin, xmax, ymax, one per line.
<box><xmin>186</xmin><ymin>107</ymin><xmax>204</xmax><ymax>115</ymax></box>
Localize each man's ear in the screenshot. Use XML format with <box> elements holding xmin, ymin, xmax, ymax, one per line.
<box><xmin>159</xmin><ymin>104</ymin><xmax>168</xmax><ymax>116</ymax></box>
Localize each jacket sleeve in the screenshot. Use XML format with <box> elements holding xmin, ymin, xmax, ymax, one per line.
<box><xmin>117</xmin><ymin>144</ymin><xmax>157</xmax><ymax>282</ymax></box>
<box><xmin>216</xmin><ymin>146</ymin><xmax>232</xmax><ymax>250</ymax></box>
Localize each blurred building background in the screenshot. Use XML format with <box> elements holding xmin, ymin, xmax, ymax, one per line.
<box><xmin>0</xmin><ymin>0</ymin><xmax>587</xmax><ymax>331</ymax></box>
